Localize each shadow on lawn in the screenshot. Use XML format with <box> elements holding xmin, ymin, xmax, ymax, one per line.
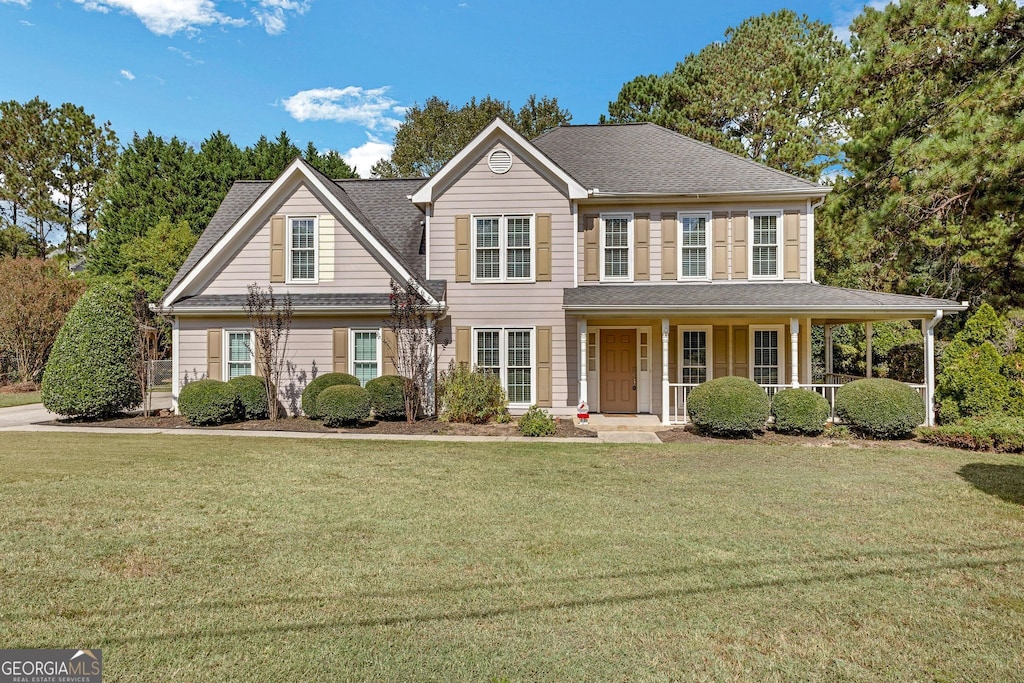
<box><xmin>958</xmin><ymin>463</ymin><xmax>1024</xmax><ymax>506</ymax></box>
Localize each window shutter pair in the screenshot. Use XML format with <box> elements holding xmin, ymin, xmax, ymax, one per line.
<box><xmin>661</xmin><ymin>213</ymin><xmax>677</xmax><ymax>280</ymax></box>
<box><xmin>454</xmin><ymin>325</ymin><xmax>552</xmax><ymax>407</ymax></box>
<box><xmin>455</xmin><ymin>214</ymin><xmax>553</xmax><ymax>282</ymax></box>
<box><xmin>784</xmin><ymin>210</ymin><xmax>800</xmax><ymax>279</ymax></box>
<box><xmin>712</xmin><ymin>212</ymin><xmax>729</xmax><ymax>280</ymax></box>
<box><xmin>270</xmin><ymin>215</ymin><xmax>286</xmax><ymax>283</ymax></box>
<box><xmin>582</xmin><ymin>214</ymin><xmax>600</xmax><ymax>281</ymax></box>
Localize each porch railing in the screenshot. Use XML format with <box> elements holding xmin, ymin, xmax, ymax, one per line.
<box><xmin>667</xmin><ymin>382</ymin><xmax>926</xmax><ymax>426</ymax></box>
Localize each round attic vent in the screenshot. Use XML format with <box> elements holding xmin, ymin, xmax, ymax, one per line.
<box><xmin>488</xmin><ymin>149</ymin><xmax>512</xmax><ymax>174</ymax></box>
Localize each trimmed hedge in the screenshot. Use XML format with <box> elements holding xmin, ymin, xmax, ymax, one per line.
<box><xmin>41</xmin><ymin>283</ymin><xmax>142</xmax><ymax>418</ymax></box>
<box><xmin>771</xmin><ymin>388</ymin><xmax>830</xmax><ymax>435</ymax></box>
<box><xmin>835</xmin><ymin>378</ymin><xmax>925</xmax><ymax>439</ymax></box>
<box><xmin>518</xmin><ymin>405</ymin><xmax>556</xmax><ymax>437</ymax></box>
<box><xmin>917</xmin><ymin>415</ymin><xmax>1024</xmax><ymax>453</ymax></box>
<box><xmin>228</xmin><ymin>375</ymin><xmax>270</xmax><ymax>420</ymax></box>
<box><xmin>179</xmin><ymin>379</ymin><xmax>239</xmax><ymax>426</ymax></box>
<box><xmin>688</xmin><ymin>376</ymin><xmax>769</xmax><ymax>436</ymax></box>
<box><xmin>317</xmin><ymin>384</ymin><xmax>371</xmax><ymax>427</ymax></box>
<box><xmin>438</xmin><ymin>363</ymin><xmax>509</xmax><ymax>424</ymax></box>
<box><xmin>301</xmin><ymin>372</ymin><xmax>360</xmax><ymax>418</ymax></box>
<box><xmin>366</xmin><ymin>375</ymin><xmax>407</xmax><ymax>421</ymax></box>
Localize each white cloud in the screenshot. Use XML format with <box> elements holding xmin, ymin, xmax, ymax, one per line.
<box><xmin>120</xmin><ymin>68</ymin><xmax>136</xmax><ymax>80</ymax></box>
<box><xmin>342</xmin><ymin>135</ymin><xmax>393</xmax><ymax>177</ymax></box>
<box><xmin>969</xmin><ymin>4</ymin><xmax>988</xmax><ymax>16</ymax></box>
<box><xmin>281</xmin><ymin>86</ymin><xmax>406</xmax><ymax>130</ymax></box>
<box><xmin>72</xmin><ymin>0</ymin><xmax>309</xmax><ymax>36</ymax></box>
<box><xmin>831</xmin><ymin>1</ymin><xmax>894</xmax><ymax>44</ymax></box>
<box><xmin>1</xmin><ymin>0</ymin><xmax>31</xmax><ymax>7</ymax></box>
<box><xmin>253</xmin><ymin>0</ymin><xmax>309</xmax><ymax>35</ymax></box>
<box><xmin>19</xmin><ymin>19</ymin><xmax>33</xmax><ymax>25</ymax></box>
<box><xmin>168</xmin><ymin>45</ymin><xmax>203</xmax><ymax>65</ymax></box>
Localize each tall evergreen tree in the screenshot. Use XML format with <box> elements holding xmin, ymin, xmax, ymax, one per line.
<box><xmin>0</xmin><ymin>98</ymin><xmax>61</xmax><ymax>256</ymax></box>
<box><xmin>302</xmin><ymin>140</ymin><xmax>358</xmax><ymax>179</ymax></box>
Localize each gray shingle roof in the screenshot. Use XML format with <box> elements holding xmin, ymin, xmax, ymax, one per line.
<box><xmin>170</xmin><ymin>282</ymin><xmax>447</xmax><ymax>311</ymax></box>
<box><xmin>532</xmin><ymin>123</ymin><xmax>825</xmax><ymax>195</ymax></box>
<box><xmin>563</xmin><ymin>283</ymin><xmax>963</xmax><ymax>313</ymax></box>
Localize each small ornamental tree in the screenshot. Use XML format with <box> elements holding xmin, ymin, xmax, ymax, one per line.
<box><xmin>244</xmin><ymin>283</ymin><xmax>293</xmax><ymax>421</ymax></box>
<box><xmin>385</xmin><ymin>279</ymin><xmax>447</xmax><ymax>423</ymax></box>
<box><xmin>41</xmin><ymin>283</ymin><xmax>141</xmax><ymax>417</ymax></box>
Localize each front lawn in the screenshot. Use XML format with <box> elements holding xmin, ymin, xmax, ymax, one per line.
<box><xmin>0</xmin><ymin>390</ymin><xmax>41</xmax><ymax>408</ymax></box>
<box><xmin>0</xmin><ymin>433</ymin><xmax>1022</xmax><ymax>681</ymax></box>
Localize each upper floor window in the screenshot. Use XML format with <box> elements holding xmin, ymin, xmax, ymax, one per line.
<box><xmin>749</xmin><ymin>212</ymin><xmax>781</xmax><ymax>279</ymax></box>
<box><xmin>473</xmin><ymin>215</ymin><xmax>533</xmax><ymax>282</ymax></box>
<box><xmin>288</xmin><ymin>216</ymin><xmax>317</xmax><ymax>282</ymax></box>
<box><xmin>601</xmin><ymin>214</ymin><xmax>632</xmax><ymax>281</ymax></box>
<box><xmin>678</xmin><ymin>212</ymin><xmax>711</xmax><ymax>280</ymax></box>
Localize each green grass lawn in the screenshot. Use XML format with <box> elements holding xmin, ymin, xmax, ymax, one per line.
<box><xmin>0</xmin><ymin>391</ymin><xmax>40</xmax><ymax>408</ymax></box>
<box><xmin>1</xmin><ymin>433</ymin><xmax>1022</xmax><ymax>681</ymax></box>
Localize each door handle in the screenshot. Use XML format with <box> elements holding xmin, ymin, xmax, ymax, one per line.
<box><xmin>633</xmin><ymin>367</ymin><xmax>637</xmax><ymax>392</ymax></box>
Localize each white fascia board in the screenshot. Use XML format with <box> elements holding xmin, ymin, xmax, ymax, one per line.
<box><xmin>410</xmin><ymin>118</ymin><xmax>588</xmax><ymax>204</ymax></box>
<box><xmin>562</xmin><ymin>304</ymin><xmax>968</xmax><ymax>316</ymax></box>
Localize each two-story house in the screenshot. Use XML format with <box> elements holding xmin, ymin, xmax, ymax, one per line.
<box><xmin>158</xmin><ymin>119</ymin><xmax>966</xmax><ymax>425</ymax></box>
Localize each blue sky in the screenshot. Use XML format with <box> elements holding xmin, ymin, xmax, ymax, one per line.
<box><xmin>1</xmin><ymin>0</ymin><xmax>880</xmax><ymax>176</ymax></box>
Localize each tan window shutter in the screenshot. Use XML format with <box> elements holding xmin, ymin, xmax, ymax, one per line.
<box><xmin>270</xmin><ymin>215</ymin><xmax>286</xmax><ymax>283</ymax></box>
<box><xmin>712</xmin><ymin>212</ymin><xmax>729</xmax><ymax>280</ymax></box>
<box><xmin>536</xmin><ymin>213</ymin><xmax>552</xmax><ymax>282</ymax></box>
<box><xmin>207</xmin><ymin>328</ymin><xmax>223</xmax><ymax>380</ymax></box>
<box><xmin>455</xmin><ymin>327</ymin><xmax>471</xmax><ymax>367</ymax></box>
<box><xmin>582</xmin><ymin>214</ymin><xmax>600</xmax><ymax>281</ymax></box>
<box><xmin>661</xmin><ymin>213</ymin><xmax>677</xmax><ymax>280</ymax></box>
<box><xmin>713</xmin><ymin>326</ymin><xmax>729</xmax><ymax>378</ymax></box>
<box><xmin>455</xmin><ymin>215</ymin><xmax>471</xmax><ymax>282</ymax></box>
<box><xmin>332</xmin><ymin>328</ymin><xmax>349</xmax><ymax>374</ymax></box>
<box><xmin>634</xmin><ymin>214</ymin><xmax>650</xmax><ymax>281</ymax></box>
<box><xmin>784</xmin><ymin>210</ymin><xmax>800</xmax><ymax>279</ymax></box>
<box><xmin>536</xmin><ymin>326</ymin><xmax>552</xmax><ymax>407</ymax></box>
<box><xmin>731</xmin><ymin>212</ymin><xmax>748</xmax><ymax>279</ymax></box>
<box><xmin>733</xmin><ymin>326</ymin><xmax>749</xmax><ymax>378</ymax></box>
<box><xmin>382</xmin><ymin>328</ymin><xmax>398</xmax><ymax>376</ymax></box>
<box><xmin>253</xmin><ymin>331</ymin><xmax>263</xmax><ymax>377</ymax></box>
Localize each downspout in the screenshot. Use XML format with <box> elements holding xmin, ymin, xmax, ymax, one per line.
<box><xmin>808</xmin><ymin>197</ymin><xmax>825</xmax><ymax>283</ymax></box>
<box><xmin>923</xmin><ymin>310</ymin><xmax>944</xmax><ymax>427</ymax></box>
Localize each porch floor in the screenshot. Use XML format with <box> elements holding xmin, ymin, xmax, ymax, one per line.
<box><xmin>576</xmin><ymin>414</ymin><xmax>664</xmax><ymax>433</ymax></box>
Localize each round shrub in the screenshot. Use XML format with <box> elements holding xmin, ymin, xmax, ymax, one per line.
<box><xmin>41</xmin><ymin>283</ymin><xmax>142</xmax><ymax>418</ymax></box>
<box><xmin>301</xmin><ymin>372</ymin><xmax>360</xmax><ymax>418</ymax></box>
<box><xmin>178</xmin><ymin>379</ymin><xmax>240</xmax><ymax>426</ymax></box>
<box><xmin>228</xmin><ymin>375</ymin><xmax>270</xmax><ymax>421</ymax></box>
<box><xmin>771</xmin><ymin>388</ymin><xmax>831</xmax><ymax>435</ymax></box>
<box><xmin>518</xmin><ymin>405</ymin><xmax>556</xmax><ymax>437</ymax></box>
<box><xmin>687</xmin><ymin>376</ymin><xmax>769</xmax><ymax>436</ymax></box>
<box><xmin>365</xmin><ymin>375</ymin><xmax>407</xmax><ymax>421</ymax></box>
<box><xmin>317</xmin><ymin>384</ymin><xmax>371</xmax><ymax>427</ymax></box>
<box><xmin>835</xmin><ymin>378</ymin><xmax>925</xmax><ymax>439</ymax></box>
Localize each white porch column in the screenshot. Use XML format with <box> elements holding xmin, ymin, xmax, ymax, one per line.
<box><xmin>865</xmin><ymin>321</ymin><xmax>873</xmax><ymax>378</ymax></box>
<box><xmin>789</xmin><ymin>318</ymin><xmax>800</xmax><ymax>388</ymax></box>
<box><xmin>171</xmin><ymin>316</ymin><xmax>180</xmax><ymax>413</ymax></box>
<box><xmin>924</xmin><ymin>311</ymin><xmax>943</xmax><ymax>427</ymax></box>
<box><xmin>579</xmin><ymin>319</ymin><xmax>588</xmax><ymax>407</ymax></box>
<box><xmin>661</xmin><ymin>318</ymin><xmax>670</xmax><ymax>425</ymax></box>
<box><xmin>824</xmin><ymin>324</ymin><xmax>833</xmax><ymax>377</ymax></box>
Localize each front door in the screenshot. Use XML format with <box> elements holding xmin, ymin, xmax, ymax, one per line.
<box><xmin>600</xmin><ymin>329</ymin><xmax>637</xmax><ymax>413</ymax></box>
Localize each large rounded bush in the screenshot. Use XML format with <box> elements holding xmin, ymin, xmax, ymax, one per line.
<box><xmin>317</xmin><ymin>384</ymin><xmax>371</xmax><ymax>427</ymax></box>
<box><xmin>687</xmin><ymin>376</ymin><xmax>769</xmax><ymax>436</ymax></box>
<box><xmin>178</xmin><ymin>379</ymin><xmax>239</xmax><ymax>426</ymax></box>
<box><xmin>835</xmin><ymin>378</ymin><xmax>925</xmax><ymax>439</ymax></box>
<box><xmin>301</xmin><ymin>372</ymin><xmax>360</xmax><ymax>418</ymax></box>
<box><xmin>41</xmin><ymin>283</ymin><xmax>142</xmax><ymax>418</ymax></box>
<box><xmin>228</xmin><ymin>375</ymin><xmax>270</xmax><ymax>420</ymax></box>
<box><xmin>438</xmin><ymin>364</ymin><xmax>508</xmax><ymax>424</ymax></box>
<box><xmin>365</xmin><ymin>375</ymin><xmax>407</xmax><ymax>421</ymax></box>
<box><xmin>771</xmin><ymin>388</ymin><xmax>830</xmax><ymax>435</ymax></box>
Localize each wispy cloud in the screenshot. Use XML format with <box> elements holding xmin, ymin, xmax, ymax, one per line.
<box><xmin>72</xmin><ymin>0</ymin><xmax>310</xmax><ymax>37</ymax></box>
<box><xmin>1</xmin><ymin>0</ymin><xmax>31</xmax><ymax>7</ymax></box>
<box><xmin>168</xmin><ymin>45</ymin><xmax>204</xmax><ymax>65</ymax></box>
<box><xmin>831</xmin><ymin>0</ymin><xmax>894</xmax><ymax>44</ymax></box>
<box><xmin>19</xmin><ymin>19</ymin><xmax>34</xmax><ymax>25</ymax></box>
<box><xmin>281</xmin><ymin>86</ymin><xmax>406</xmax><ymax>131</ymax></box>
<box><xmin>120</xmin><ymin>68</ymin><xmax>136</xmax><ymax>80</ymax></box>
<box><xmin>342</xmin><ymin>134</ymin><xmax>393</xmax><ymax>177</ymax></box>
<box><xmin>252</xmin><ymin>0</ymin><xmax>309</xmax><ymax>35</ymax></box>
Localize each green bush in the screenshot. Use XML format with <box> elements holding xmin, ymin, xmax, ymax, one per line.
<box><xmin>518</xmin><ymin>405</ymin><xmax>556</xmax><ymax>437</ymax></box>
<box><xmin>835</xmin><ymin>378</ymin><xmax>925</xmax><ymax>439</ymax></box>
<box><xmin>438</xmin><ymin>363</ymin><xmax>509</xmax><ymax>424</ymax></box>
<box><xmin>41</xmin><ymin>283</ymin><xmax>142</xmax><ymax>418</ymax></box>
<box><xmin>917</xmin><ymin>415</ymin><xmax>1024</xmax><ymax>453</ymax></box>
<box><xmin>228</xmin><ymin>375</ymin><xmax>270</xmax><ymax>420</ymax></box>
<box><xmin>301</xmin><ymin>372</ymin><xmax>360</xmax><ymax>418</ymax></box>
<box><xmin>771</xmin><ymin>388</ymin><xmax>831</xmax><ymax>435</ymax></box>
<box><xmin>178</xmin><ymin>379</ymin><xmax>240</xmax><ymax>426</ymax></box>
<box><xmin>365</xmin><ymin>375</ymin><xmax>407</xmax><ymax>421</ymax></box>
<box><xmin>687</xmin><ymin>376</ymin><xmax>769</xmax><ymax>436</ymax></box>
<box><xmin>317</xmin><ymin>384</ymin><xmax>371</xmax><ymax>427</ymax></box>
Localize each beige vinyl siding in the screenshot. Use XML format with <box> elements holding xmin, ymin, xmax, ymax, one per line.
<box><xmin>430</xmin><ymin>143</ymin><xmax>575</xmax><ymax>411</ymax></box>
<box><xmin>195</xmin><ymin>183</ymin><xmax>393</xmax><ymax>297</ymax></box>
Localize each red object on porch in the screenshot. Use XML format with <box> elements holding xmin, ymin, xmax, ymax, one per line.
<box><xmin>577</xmin><ymin>400</ymin><xmax>589</xmax><ymax>424</ymax></box>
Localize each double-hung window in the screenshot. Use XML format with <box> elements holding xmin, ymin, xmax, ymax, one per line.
<box><xmin>678</xmin><ymin>212</ymin><xmax>711</xmax><ymax>280</ymax></box>
<box><xmin>474</xmin><ymin>328</ymin><xmax>534</xmax><ymax>405</ymax></box>
<box><xmin>473</xmin><ymin>215</ymin><xmax>533</xmax><ymax>282</ymax></box>
<box><xmin>351</xmin><ymin>329</ymin><xmax>381</xmax><ymax>386</ymax></box>
<box><xmin>226</xmin><ymin>331</ymin><xmax>253</xmax><ymax>379</ymax></box>
<box><xmin>677</xmin><ymin>327</ymin><xmax>712</xmax><ymax>384</ymax></box>
<box><xmin>288</xmin><ymin>216</ymin><xmax>317</xmax><ymax>282</ymax></box>
<box><xmin>750</xmin><ymin>326</ymin><xmax>783</xmax><ymax>385</ymax></box>
<box><xmin>601</xmin><ymin>214</ymin><xmax>632</xmax><ymax>281</ymax></box>
<box><xmin>749</xmin><ymin>212</ymin><xmax>781</xmax><ymax>279</ymax></box>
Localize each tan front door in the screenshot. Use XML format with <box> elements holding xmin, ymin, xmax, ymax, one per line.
<box><xmin>600</xmin><ymin>329</ymin><xmax>637</xmax><ymax>413</ymax></box>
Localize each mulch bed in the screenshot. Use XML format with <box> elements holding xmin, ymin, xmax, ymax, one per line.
<box><xmin>656</xmin><ymin>426</ymin><xmax>936</xmax><ymax>449</ymax></box>
<box><xmin>48</xmin><ymin>411</ymin><xmax>596</xmax><ymax>438</ymax></box>
<box><xmin>0</xmin><ymin>382</ymin><xmax>38</xmax><ymax>394</ymax></box>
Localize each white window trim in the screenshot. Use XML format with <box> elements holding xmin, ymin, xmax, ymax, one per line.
<box><xmin>748</xmin><ymin>324</ymin><xmax>785</xmax><ymax>386</ymax></box>
<box><xmin>223</xmin><ymin>329</ymin><xmax>254</xmax><ymax>381</ymax></box>
<box><xmin>748</xmin><ymin>210</ymin><xmax>783</xmax><ymax>281</ymax></box>
<box><xmin>599</xmin><ymin>212</ymin><xmax>634</xmax><ymax>283</ymax></box>
<box><xmin>470</xmin><ymin>213</ymin><xmax>536</xmax><ymax>283</ymax></box>
<box><xmin>349</xmin><ymin>328</ymin><xmax>383</xmax><ymax>386</ymax></box>
<box><xmin>286</xmin><ymin>215</ymin><xmax>319</xmax><ymax>284</ymax></box>
<box><xmin>677</xmin><ymin>325</ymin><xmax>713</xmax><ymax>384</ymax></box>
<box><xmin>677</xmin><ymin>211</ymin><xmax>712</xmax><ymax>282</ymax></box>
<box><xmin>471</xmin><ymin>326</ymin><xmax>536</xmax><ymax>408</ymax></box>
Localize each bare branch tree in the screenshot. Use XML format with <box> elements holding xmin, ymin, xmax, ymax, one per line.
<box><xmin>385</xmin><ymin>279</ymin><xmax>447</xmax><ymax>423</ymax></box>
<box><xmin>131</xmin><ymin>288</ymin><xmax>162</xmax><ymax>417</ymax></box>
<box><xmin>245</xmin><ymin>283</ymin><xmax>293</xmax><ymax>421</ymax></box>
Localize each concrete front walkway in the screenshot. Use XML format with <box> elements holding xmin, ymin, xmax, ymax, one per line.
<box><xmin>0</xmin><ymin>393</ymin><xmax>172</xmax><ymax>429</ymax></box>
